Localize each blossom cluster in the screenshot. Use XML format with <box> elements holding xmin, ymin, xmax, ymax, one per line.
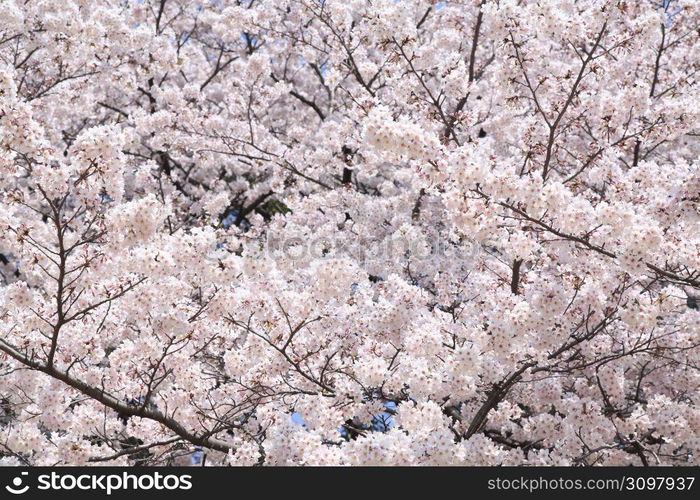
<box><xmin>0</xmin><ymin>0</ymin><xmax>698</xmax><ymax>466</ymax></box>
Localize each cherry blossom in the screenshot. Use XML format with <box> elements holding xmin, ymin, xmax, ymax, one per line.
<box><xmin>0</xmin><ymin>0</ymin><xmax>698</xmax><ymax>466</ymax></box>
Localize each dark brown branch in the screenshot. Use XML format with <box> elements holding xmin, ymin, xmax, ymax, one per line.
<box><xmin>650</xmin><ymin>23</ymin><xmax>666</xmax><ymax>98</ymax></box>
<box><xmin>88</xmin><ymin>438</ymin><xmax>182</xmax><ymax>462</ymax></box>
<box><xmin>510</xmin><ymin>258</ymin><xmax>523</xmax><ymax>295</ymax></box>
<box><xmin>235</xmin><ymin>191</ymin><xmax>273</xmax><ymax>225</ymax></box>
<box><xmin>474</xmin><ymin>187</ymin><xmax>700</xmax><ymax>289</ymax></box>
<box><xmin>416</xmin><ymin>7</ymin><xmax>432</xmax><ymax>29</ymax></box>
<box><xmin>0</xmin><ymin>339</ymin><xmax>235</xmax><ymax>454</ymax></box>
<box><xmin>541</xmin><ymin>23</ymin><xmax>607</xmax><ymax>180</ymax></box>
<box><xmin>468</xmin><ymin>2</ymin><xmax>485</xmax><ymax>83</ymax></box>
<box><xmin>465</xmin><ymin>362</ymin><xmax>536</xmax><ymax>438</ymax></box>
<box><xmin>289</xmin><ymin>89</ymin><xmax>326</xmax><ymax>120</ymax></box>
<box><xmin>155</xmin><ymin>0</ymin><xmax>167</xmax><ymax>34</ymax></box>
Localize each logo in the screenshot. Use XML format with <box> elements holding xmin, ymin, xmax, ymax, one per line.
<box><xmin>5</xmin><ymin>472</ymin><xmax>29</xmax><ymax>495</ymax></box>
